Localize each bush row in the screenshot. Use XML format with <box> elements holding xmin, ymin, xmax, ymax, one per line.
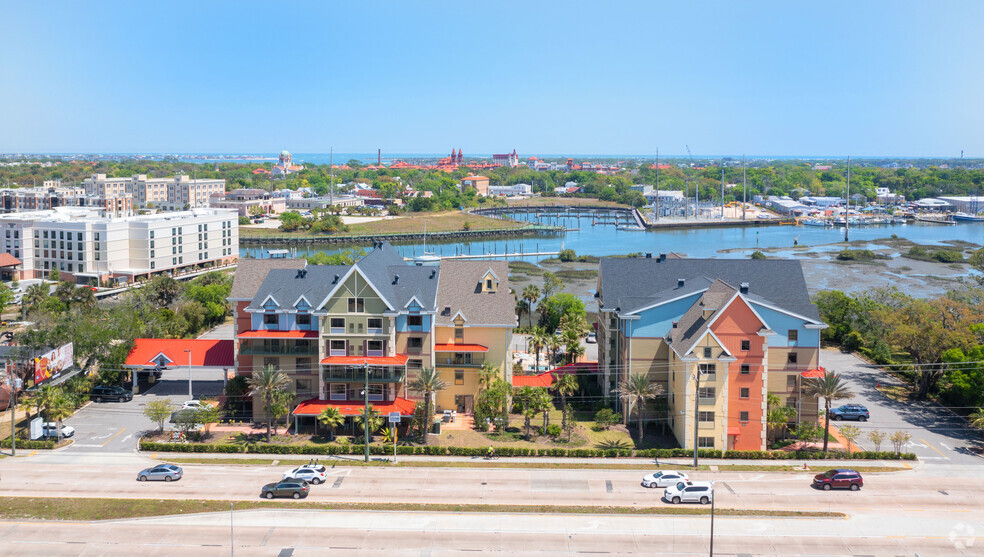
<box><xmin>0</xmin><ymin>438</ymin><xmax>56</xmax><ymax>450</ymax></box>
<box><xmin>138</xmin><ymin>441</ymin><xmax>915</xmax><ymax>460</ymax></box>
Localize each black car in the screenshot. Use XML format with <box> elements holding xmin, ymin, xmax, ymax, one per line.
<box><xmin>829</xmin><ymin>404</ymin><xmax>869</xmax><ymax>422</ymax></box>
<box><xmin>261</xmin><ymin>481</ymin><xmax>309</xmax><ymax>499</ymax></box>
<box><xmin>91</xmin><ymin>385</ymin><xmax>133</xmax><ymax>403</ymax></box>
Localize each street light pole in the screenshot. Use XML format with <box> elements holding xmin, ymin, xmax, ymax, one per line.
<box><xmin>693</xmin><ymin>367</ymin><xmax>701</xmax><ymax>468</ymax></box>
<box><xmin>364</xmin><ymin>360</ymin><xmax>370</xmax><ymax>463</ymax></box>
<box><xmin>709</xmin><ymin>488</ymin><xmax>715</xmax><ymax>556</ymax></box>
<box><xmin>185</xmin><ymin>349</ymin><xmax>192</xmax><ymax>399</ymax></box>
<box><xmin>9</xmin><ymin>377</ymin><xmax>20</xmax><ymax>457</ymax></box>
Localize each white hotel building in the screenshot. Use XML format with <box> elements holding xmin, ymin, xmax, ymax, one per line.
<box><xmin>0</xmin><ymin>207</ymin><xmax>238</xmax><ymax>285</ymax></box>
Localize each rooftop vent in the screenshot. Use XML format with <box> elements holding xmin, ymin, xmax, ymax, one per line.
<box><xmin>430</xmin><ymin>269</ymin><xmax>437</xmax><ymax>279</ymax></box>
<box><xmin>645</xmin><ymin>252</ymin><xmax>652</xmax><ymax>259</ymax></box>
<box><xmin>442</xmin><ymin>306</ymin><xmax>451</xmax><ymax>316</ymax></box>
<box><xmin>333</xmin><ymin>274</ymin><xmax>340</xmax><ymax>283</ymax></box>
<box><xmin>295</xmin><ymin>269</ymin><xmax>307</xmax><ymax>279</ymax></box>
<box><xmin>677</xmin><ymin>278</ymin><xmax>686</xmax><ymax>288</ymax></box>
<box><xmin>659</xmin><ymin>253</ymin><xmax>667</xmax><ymax>262</ymax></box>
<box><xmin>672</xmin><ymin>321</ymin><xmax>678</xmax><ymax>328</ymax></box>
<box><xmin>393</xmin><ymin>274</ymin><xmax>400</xmax><ymax>285</ymax></box>
<box><xmin>740</xmin><ymin>282</ymin><xmax>749</xmax><ymax>294</ymax></box>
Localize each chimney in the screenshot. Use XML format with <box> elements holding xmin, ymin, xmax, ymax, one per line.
<box><xmin>645</xmin><ymin>252</ymin><xmax>652</xmax><ymax>259</ymax></box>
<box><xmin>672</xmin><ymin>321</ymin><xmax>678</xmax><ymax>328</ymax></box>
<box><xmin>677</xmin><ymin>278</ymin><xmax>685</xmax><ymax>288</ymax></box>
<box><xmin>740</xmin><ymin>282</ymin><xmax>749</xmax><ymax>294</ymax></box>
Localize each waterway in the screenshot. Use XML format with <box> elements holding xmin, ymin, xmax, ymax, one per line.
<box><xmin>240</xmin><ymin>210</ymin><xmax>983</xmax><ymax>262</ymax></box>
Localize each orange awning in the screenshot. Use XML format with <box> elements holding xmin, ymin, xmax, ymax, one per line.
<box><xmin>434</xmin><ymin>343</ymin><xmax>488</xmax><ymax>352</ymax></box>
<box><xmin>319</xmin><ymin>355</ymin><xmax>408</xmax><ymax>366</ymax></box>
<box><xmin>728</xmin><ymin>427</ymin><xmax>741</xmax><ymax>436</ymax></box>
<box><xmin>801</xmin><ymin>366</ymin><xmax>826</xmax><ymax>379</ymax></box>
<box><xmin>292</xmin><ymin>397</ymin><xmax>417</xmax><ymax>416</ymax></box>
<box><xmin>237</xmin><ymin>330</ymin><xmax>319</xmax><ymax>339</ymax></box>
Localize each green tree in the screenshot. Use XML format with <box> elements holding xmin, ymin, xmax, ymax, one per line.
<box><xmin>194</xmin><ymin>399</ymin><xmax>223</xmax><ymax>437</ymax></box>
<box><xmin>46</xmin><ymin>394</ymin><xmax>74</xmax><ymax>441</ymax></box>
<box><xmin>515</xmin><ymin>298</ymin><xmax>529</xmax><ymax>328</ymax></box>
<box><xmin>867</xmin><ymin>429</ymin><xmax>886</xmax><ymax>451</ymax></box>
<box><xmin>612</xmin><ymin>374</ymin><xmax>664</xmax><ymax>443</ymax></box>
<box><xmin>766</xmin><ymin>393</ymin><xmax>796</xmax><ymax>442</ymax></box>
<box><xmin>35</xmin><ymin>385</ymin><xmax>63</xmax><ymax>423</ymax></box>
<box><xmin>0</xmin><ymin>283</ymin><xmax>13</xmax><ymax>317</ymax></box>
<box><xmin>522</xmin><ymin>284</ymin><xmax>540</xmax><ymax>328</ymax></box>
<box><xmin>802</xmin><ymin>370</ymin><xmax>853</xmax><ymax>453</ymax></box>
<box><xmin>143</xmin><ymin>399</ymin><xmax>177</xmax><ymax>433</ymax></box>
<box><xmin>540</xmin><ymin>293</ymin><xmax>585</xmax><ymax>333</ymax></box>
<box><xmin>838</xmin><ymin>424</ymin><xmax>862</xmax><ymax>454</ymax></box>
<box><xmin>475</xmin><ymin>379</ymin><xmax>511</xmax><ymax>432</ymax></box>
<box><xmin>890</xmin><ymin>430</ymin><xmax>911</xmax><ymax>454</ymax></box>
<box><xmin>478</xmin><ymin>362</ymin><xmax>499</xmax><ymax>391</ymax></box>
<box><xmin>23</xmin><ymin>283</ymin><xmax>49</xmax><ymax>314</ymax></box>
<box><xmin>248</xmin><ymin>365</ymin><xmax>291</xmax><ymax>442</ymax></box>
<box><xmin>551</xmin><ymin>372</ymin><xmax>579</xmax><ymax>435</ymax></box>
<box><xmin>143</xmin><ymin>275</ymin><xmax>181</xmax><ymax>307</ymax></box>
<box><xmin>594</xmin><ymin>408</ymin><xmax>620</xmax><ymax>430</ymax></box>
<box><xmin>407</xmin><ymin>368</ymin><xmax>447</xmax><ymax>444</ymax></box>
<box><xmin>354</xmin><ymin>404</ymin><xmax>384</xmax><ymax>440</ymax></box>
<box><xmin>514</xmin><ymin>386</ymin><xmax>543</xmax><ymax>440</ymax></box>
<box><xmin>528</xmin><ymin>326</ymin><xmax>550</xmax><ymax>371</ymax></box>
<box><xmin>541</xmin><ymin>271</ymin><xmax>563</xmax><ymax>300</ymax></box>
<box><xmin>317</xmin><ymin>406</ymin><xmax>345</xmax><ymax>440</ymax></box>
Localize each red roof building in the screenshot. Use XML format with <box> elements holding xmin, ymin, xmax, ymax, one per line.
<box><xmin>125</xmin><ymin>338</ymin><xmax>235</xmax><ymax>368</ymax></box>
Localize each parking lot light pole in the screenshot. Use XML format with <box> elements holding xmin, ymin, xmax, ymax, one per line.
<box><xmin>185</xmin><ymin>349</ymin><xmax>192</xmax><ymax>399</ymax></box>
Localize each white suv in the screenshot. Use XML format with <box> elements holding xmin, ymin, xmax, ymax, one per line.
<box><xmin>283</xmin><ymin>465</ymin><xmax>329</xmax><ymax>485</ymax></box>
<box><xmin>663</xmin><ymin>481</ymin><xmax>714</xmax><ymax>504</ymax></box>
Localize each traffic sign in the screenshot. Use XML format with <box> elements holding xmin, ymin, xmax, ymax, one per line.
<box><xmin>388</xmin><ymin>412</ymin><xmax>401</xmax><ymax>423</ymax></box>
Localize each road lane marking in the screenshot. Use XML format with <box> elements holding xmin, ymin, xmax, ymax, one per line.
<box><xmin>940</xmin><ymin>442</ymin><xmax>952</xmax><ymax>451</ymax></box>
<box><xmin>920</xmin><ymin>438</ymin><xmax>947</xmax><ymax>458</ymax></box>
<box><xmin>332</xmin><ymin>477</ymin><xmax>344</xmax><ymax>489</ymax></box>
<box><xmin>101</xmin><ymin>428</ymin><xmax>127</xmax><ymax>447</ymax></box>
<box><xmin>605</xmin><ymin>480</ymin><xmax>613</xmax><ymax>493</ymax></box>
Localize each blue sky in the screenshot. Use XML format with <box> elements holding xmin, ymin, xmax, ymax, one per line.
<box><xmin>2</xmin><ymin>1</ymin><xmax>982</xmax><ymax>157</ymax></box>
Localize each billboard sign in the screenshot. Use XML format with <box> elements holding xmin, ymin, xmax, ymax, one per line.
<box><xmin>34</xmin><ymin>343</ymin><xmax>74</xmax><ymax>385</ymax></box>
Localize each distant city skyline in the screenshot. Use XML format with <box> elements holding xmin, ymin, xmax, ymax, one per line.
<box><xmin>2</xmin><ymin>1</ymin><xmax>982</xmax><ymax>157</ymax></box>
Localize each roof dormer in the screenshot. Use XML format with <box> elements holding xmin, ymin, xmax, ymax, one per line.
<box><xmin>481</xmin><ymin>269</ymin><xmax>499</xmax><ymax>293</ymax></box>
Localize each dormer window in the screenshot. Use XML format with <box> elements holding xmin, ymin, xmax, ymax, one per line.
<box><xmin>481</xmin><ymin>271</ymin><xmax>498</xmax><ymax>293</ymax></box>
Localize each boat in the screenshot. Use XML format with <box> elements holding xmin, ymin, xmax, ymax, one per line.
<box><xmin>618</xmin><ymin>225</ymin><xmax>646</xmax><ymax>231</ymax></box>
<box><xmin>952</xmin><ymin>212</ymin><xmax>984</xmax><ymax>222</ymax></box>
<box><xmin>801</xmin><ymin>219</ymin><xmax>828</xmax><ymax>227</ymax></box>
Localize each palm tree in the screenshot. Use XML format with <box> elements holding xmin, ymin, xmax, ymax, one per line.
<box><xmin>408</xmin><ymin>367</ymin><xmax>447</xmax><ymax>444</ymax></box>
<box><xmin>528</xmin><ymin>326</ymin><xmax>550</xmax><ymax>372</ymax></box>
<box><xmin>546</xmin><ymin>335</ymin><xmax>562</xmax><ymax>366</ymax></box>
<box><xmin>551</xmin><ymin>372</ymin><xmax>579</xmax><ymax>433</ymax></box>
<box><xmin>35</xmin><ymin>385</ymin><xmax>63</xmax><ymax>423</ymax></box>
<box><xmin>968</xmin><ymin>408</ymin><xmax>984</xmax><ymax>429</ymax></box>
<box><xmin>248</xmin><ymin>365</ymin><xmax>291</xmax><ymax>443</ymax></box>
<box><xmin>802</xmin><ymin>370</ymin><xmax>853</xmax><ymax>453</ymax></box>
<box><xmin>514</xmin><ymin>386</ymin><xmax>542</xmax><ymax>440</ymax></box>
<box><xmin>534</xmin><ymin>386</ymin><xmax>553</xmax><ymax>431</ymax></box>
<box><xmin>612</xmin><ymin>374</ymin><xmax>664</xmax><ymax>443</ymax></box>
<box><xmin>522</xmin><ymin>285</ymin><xmax>540</xmax><ymax>328</ymax></box>
<box><xmin>23</xmin><ymin>283</ymin><xmax>48</xmax><ymax>313</ymax></box>
<box><xmin>515</xmin><ymin>299</ymin><xmax>529</xmax><ymax>329</ymax></box>
<box><xmin>317</xmin><ymin>406</ymin><xmax>345</xmax><ymax>440</ymax></box>
<box><xmin>46</xmin><ymin>394</ymin><xmax>74</xmax><ymax>441</ymax></box>
<box><xmin>766</xmin><ymin>393</ymin><xmax>796</xmax><ymax>442</ymax></box>
<box><xmin>562</xmin><ymin>329</ymin><xmax>585</xmax><ymax>364</ymax></box>
<box><xmin>478</xmin><ymin>362</ymin><xmax>499</xmax><ymax>391</ymax></box>
<box><xmin>354</xmin><ymin>404</ymin><xmax>384</xmax><ymax>440</ymax></box>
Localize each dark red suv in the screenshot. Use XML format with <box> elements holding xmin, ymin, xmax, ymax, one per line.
<box><xmin>813</xmin><ymin>469</ymin><xmax>863</xmax><ymax>491</ymax></box>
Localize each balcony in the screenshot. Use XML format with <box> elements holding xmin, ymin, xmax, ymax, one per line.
<box><xmin>322</xmin><ymin>365</ymin><xmax>405</xmax><ymax>383</ymax></box>
<box><xmin>436</xmin><ymin>354</ymin><xmax>485</xmax><ymax>368</ymax></box>
<box><xmin>239</xmin><ymin>340</ymin><xmax>318</xmax><ymax>356</ymax></box>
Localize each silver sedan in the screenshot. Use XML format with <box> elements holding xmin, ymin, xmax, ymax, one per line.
<box><xmin>136</xmin><ymin>464</ymin><xmax>183</xmax><ymax>482</ymax></box>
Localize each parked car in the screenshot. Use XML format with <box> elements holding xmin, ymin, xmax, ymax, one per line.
<box><xmin>91</xmin><ymin>385</ymin><xmax>133</xmax><ymax>403</ymax></box>
<box><xmin>170</xmin><ymin>409</ymin><xmax>203</xmax><ymax>430</ymax></box>
<box><xmin>586</xmin><ymin>332</ymin><xmax>597</xmax><ymax>344</ymax></box>
<box><xmin>137</xmin><ymin>464</ymin><xmax>183</xmax><ymax>482</ymax></box>
<box><xmin>641</xmin><ymin>470</ymin><xmax>689</xmax><ymax>488</ymax></box>
<box><xmin>663</xmin><ymin>481</ymin><xmax>714</xmax><ymax>504</ymax></box>
<box><xmin>182</xmin><ymin>400</ymin><xmax>204</xmax><ymax>410</ymax></box>
<box><xmin>261</xmin><ymin>480</ymin><xmax>309</xmax><ymax>499</ymax></box>
<box><xmin>829</xmin><ymin>404</ymin><xmax>869</xmax><ymax>422</ymax></box>
<box><xmin>283</xmin><ymin>465</ymin><xmax>328</xmax><ymax>485</ymax></box>
<box><xmin>813</xmin><ymin>469</ymin><xmax>863</xmax><ymax>491</ymax></box>
<box><xmin>41</xmin><ymin>422</ymin><xmax>75</xmax><ymax>439</ymax></box>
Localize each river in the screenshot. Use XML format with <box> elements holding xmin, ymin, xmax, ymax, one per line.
<box><xmin>240</xmin><ymin>211</ymin><xmax>983</xmax><ymax>262</ymax></box>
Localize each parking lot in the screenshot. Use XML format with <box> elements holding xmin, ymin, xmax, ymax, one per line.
<box><xmin>823</xmin><ymin>348</ymin><xmax>984</xmax><ymax>465</ymax></box>
<box><xmin>60</xmin><ymin>367</ymin><xmax>224</xmax><ymax>453</ymax></box>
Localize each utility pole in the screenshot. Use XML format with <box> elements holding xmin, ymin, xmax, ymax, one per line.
<box><xmin>185</xmin><ymin>349</ymin><xmax>193</xmax><ymax>399</ymax></box>
<box><xmin>845</xmin><ymin>156</ymin><xmax>851</xmax><ymax>242</ymax></box>
<box><xmin>364</xmin><ymin>360</ymin><xmax>370</xmax><ymax>463</ymax></box>
<box><xmin>655</xmin><ymin>147</ymin><xmax>660</xmax><ymax>221</ymax></box>
<box><xmin>742</xmin><ymin>155</ymin><xmax>746</xmax><ymax>221</ymax></box>
<box><xmin>9</xmin><ymin>377</ymin><xmax>20</xmax><ymax>457</ymax></box>
<box><xmin>709</xmin><ymin>491</ymin><xmax>715</xmax><ymax>556</ymax></box>
<box><xmin>720</xmin><ymin>168</ymin><xmax>725</xmax><ymax>220</ymax></box>
<box><xmin>693</xmin><ymin>368</ymin><xmax>701</xmax><ymax>468</ymax></box>
<box><xmin>329</xmin><ymin>147</ymin><xmax>334</xmax><ymax>204</ymax></box>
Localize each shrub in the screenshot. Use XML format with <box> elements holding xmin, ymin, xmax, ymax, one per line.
<box><xmin>545</xmin><ymin>424</ymin><xmax>562</xmax><ymax>438</ymax></box>
<box><xmin>750</xmin><ymin>251</ymin><xmax>767</xmax><ymax>260</ymax></box>
<box><xmin>594</xmin><ymin>408</ymin><xmax>621</xmax><ymax>429</ymax></box>
<box><xmin>843</xmin><ymin>331</ymin><xmax>865</xmax><ymax>352</ymax></box>
<box><xmin>0</xmin><ymin>438</ymin><xmax>55</xmax><ymax>450</ymax></box>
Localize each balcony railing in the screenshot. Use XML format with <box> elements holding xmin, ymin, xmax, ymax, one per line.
<box><xmin>322</xmin><ymin>366</ymin><xmax>405</xmax><ymax>383</ymax></box>
<box><xmin>436</xmin><ymin>355</ymin><xmax>485</xmax><ymax>367</ymax></box>
<box><xmin>239</xmin><ymin>341</ymin><xmax>318</xmax><ymax>356</ymax></box>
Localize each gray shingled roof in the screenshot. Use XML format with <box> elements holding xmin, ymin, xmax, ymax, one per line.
<box><xmin>665</xmin><ymin>279</ymin><xmax>738</xmax><ymax>357</ymax></box>
<box><xmin>599</xmin><ymin>257</ymin><xmax>820</xmax><ymax>321</ymax></box>
<box><xmin>248</xmin><ymin>265</ymin><xmax>349</xmax><ymax>311</ymax></box>
<box><xmin>229</xmin><ymin>258</ymin><xmax>307</xmax><ymax>300</ymax></box>
<box><xmin>435</xmin><ymin>260</ymin><xmax>516</xmax><ymax>326</ymax></box>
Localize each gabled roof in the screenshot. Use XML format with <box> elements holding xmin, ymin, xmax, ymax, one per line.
<box><xmin>435</xmin><ymin>260</ymin><xmax>514</xmax><ymax>327</ymax></box>
<box><xmin>665</xmin><ymin>280</ymin><xmax>739</xmax><ymax>357</ymax></box>
<box><xmin>599</xmin><ymin>257</ymin><xmax>820</xmax><ymax>321</ymax></box>
<box><xmin>0</xmin><ymin>253</ymin><xmax>21</xmax><ymax>267</ymax></box>
<box><xmin>229</xmin><ymin>258</ymin><xmax>306</xmax><ymax>300</ymax></box>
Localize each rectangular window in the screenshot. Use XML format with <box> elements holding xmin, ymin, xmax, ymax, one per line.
<box><xmin>455</xmin><ymin>328</ymin><xmax>464</xmax><ymax>341</ymax></box>
<box><xmin>455</xmin><ymin>370</ymin><xmax>464</xmax><ymax>385</ymax></box>
<box><xmin>330</xmin><ymin>317</ymin><xmax>344</xmax><ymax>332</ymax></box>
<box><xmin>367</xmin><ymin>340</ymin><xmax>383</xmax><ymax>356</ymax></box>
<box><xmin>329</xmin><ymin>340</ymin><xmax>346</xmax><ymax>356</ymax></box>
<box><xmin>698</xmin><ymin>436</ymin><xmax>715</xmax><ymax>448</ymax></box>
<box><xmin>788</xmin><ymin>330</ymin><xmax>798</xmax><ymax>342</ymax></box>
<box><xmin>740</xmin><ymin>340</ymin><xmax>750</xmax><ymax>351</ymax></box>
<box><xmin>263</xmin><ymin>313</ymin><xmax>278</xmax><ymax>326</ymax></box>
<box><xmin>739</xmin><ymin>411</ymin><xmax>749</xmax><ymax>423</ymax></box>
<box><xmin>329</xmin><ymin>383</ymin><xmax>346</xmax><ymax>401</ymax></box>
<box><xmin>697</xmin><ymin>363</ymin><xmax>716</xmax><ymax>380</ymax></box>
<box><xmin>787</xmin><ymin>375</ymin><xmax>797</xmax><ymax>388</ymax></box>
<box><xmin>787</xmin><ymin>352</ymin><xmax>798</xmax><ymax>364</ymax></box>
<box><xmin>295</xmin><ymin>378</ymin><xmax>312</xmax><ymax>393</ymax></box>
<box><xmin>263</xmin><ymin>357</ymin><xmax>278</xmax><ymax>370</ymax></box>
<box><xmin>296</xmin><ymin>314</ymin><xmax>311</xmax><ymax>326</ymax></box>
<box><xmin>407</xmin><ymin>359</ymin><xmax>423</xmax><ymax>372</ymax></box>
<box><xmin>367</xmin><ymin>318</ymin><xmax>383</xmax><ymax>332</ymax></box>
<box><xmin>407</xmin><ymin>337</ymin><xmax>423</xmax><ymax>353</ymax></box>
<box><xmin>703</xmin><ymin>347</ymin><xmax>712</xmax><ymax>358</ymax></box>
<box><xmin>698</xmin><ymin>411</ymin><xmax>715</xmax><ymax>423</ymax></box>
<box><xmin>407</xmin><ymin>315</ymin><xmax>422</xmax><ymax>328</ymax></box>
<box><xmin>698</xmin><ymin>387</ymin><xmax>715</xmax><ymax>400</ymax></box>
<box><xmin>347</xmin><ymin>298</ymin><xmax>365</xmax><ymax>312</ymax></box>
<box><xmin>295</xmin><ymin>358</ymin><xmax>312</xmax><ymax>373</ymax></box>
<box><xmin>740</xmin><ymin>387</ymin><xmax>750</xmax><ymax>399</ymax></box>
<box><xmin>740</xmin><ymin>364</ymin><xmax>750</xmax><ymax>374</ymax></box>
<box><xmin>366</xmin><ymin>384</ymin><xmax>383</xmax><ymax>401</ymax></box>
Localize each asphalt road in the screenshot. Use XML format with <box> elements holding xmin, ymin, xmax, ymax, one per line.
<box><xmin>822</xmin><ymin>349</ymin><xmax>984</xmax><ymax>465</ymax></box>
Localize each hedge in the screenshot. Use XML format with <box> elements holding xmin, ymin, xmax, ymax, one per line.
<box><xmin>0</xmin><ymin>438</ymin><xmax>56</xmax><ymax>450</ymax></box>
<box><xmin>138</xmin><ymin>441</ymin><xmax>915</xmax><ymax>460</ymax></box>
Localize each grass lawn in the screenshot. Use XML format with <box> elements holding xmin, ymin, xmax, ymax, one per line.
<box><xmin>876</xmin><ymin>384</ymin><xmax>913</xmax><ymax>402</ymax></box>
<box><xmin>432</xmin><ymin>408</ymin><xmax>641</xmax><ymax>450</ymax></box>
<box><xmin>239</xmin><ymin>211</ymin><xmax>525</xmax><ymax>238</ymax></box>
<box><xmin>0</xmin><ymin>496</ymin><xmax>842</xmax><ymax>520</ymax></box>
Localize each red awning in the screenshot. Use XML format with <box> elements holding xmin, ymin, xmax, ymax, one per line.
<box><xmin>801</xmin><ymin>366</ymin><xmax>826</xmax><ymax>379</ymax></box>
<box><xmin>727</xmin><ymin>427</ymin><xmax>741</xmax><ymax>436</ymax></box>
<box><xmin>125</xmin><ymin>338</ymin><xmax>234</xmax><ymax>368</ymax></box>
<box><xmin>237</xmin><ymin>330</ymin><xmax>319</xmax><ymax>339</ymax></box>
<box><xmin>434</xmin><ymin>343</ymin><xmax>488</xmax><ymax>352</ymax></box>
<box><xmin>319</xmin><ymin>355</ymin><xmax>409</xmax><ymax>366</ymax></box>
<box><xmin>512</xmin><ymin>373</ymin><xmax>554</xmax><ymax>388</ymax></box>
<box><xmin>292</xmin><ymin>397</ymin><xmax>417</xmax><ymax>417</ymax></box>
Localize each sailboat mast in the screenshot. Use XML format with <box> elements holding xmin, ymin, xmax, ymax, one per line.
<box><xmin>742</xmin><ymin>154</ymin><xmax>746</xmax><ymax>221</ymax></box>
<box><xmin>655</xmin><ymin>147</ymin><xmax>660</xmax><ymax>221</ymax></box>
<box><xmin>845</xmin><ymin>156</ymin><xmax>851</xmax><ymax>242</ymax></box>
